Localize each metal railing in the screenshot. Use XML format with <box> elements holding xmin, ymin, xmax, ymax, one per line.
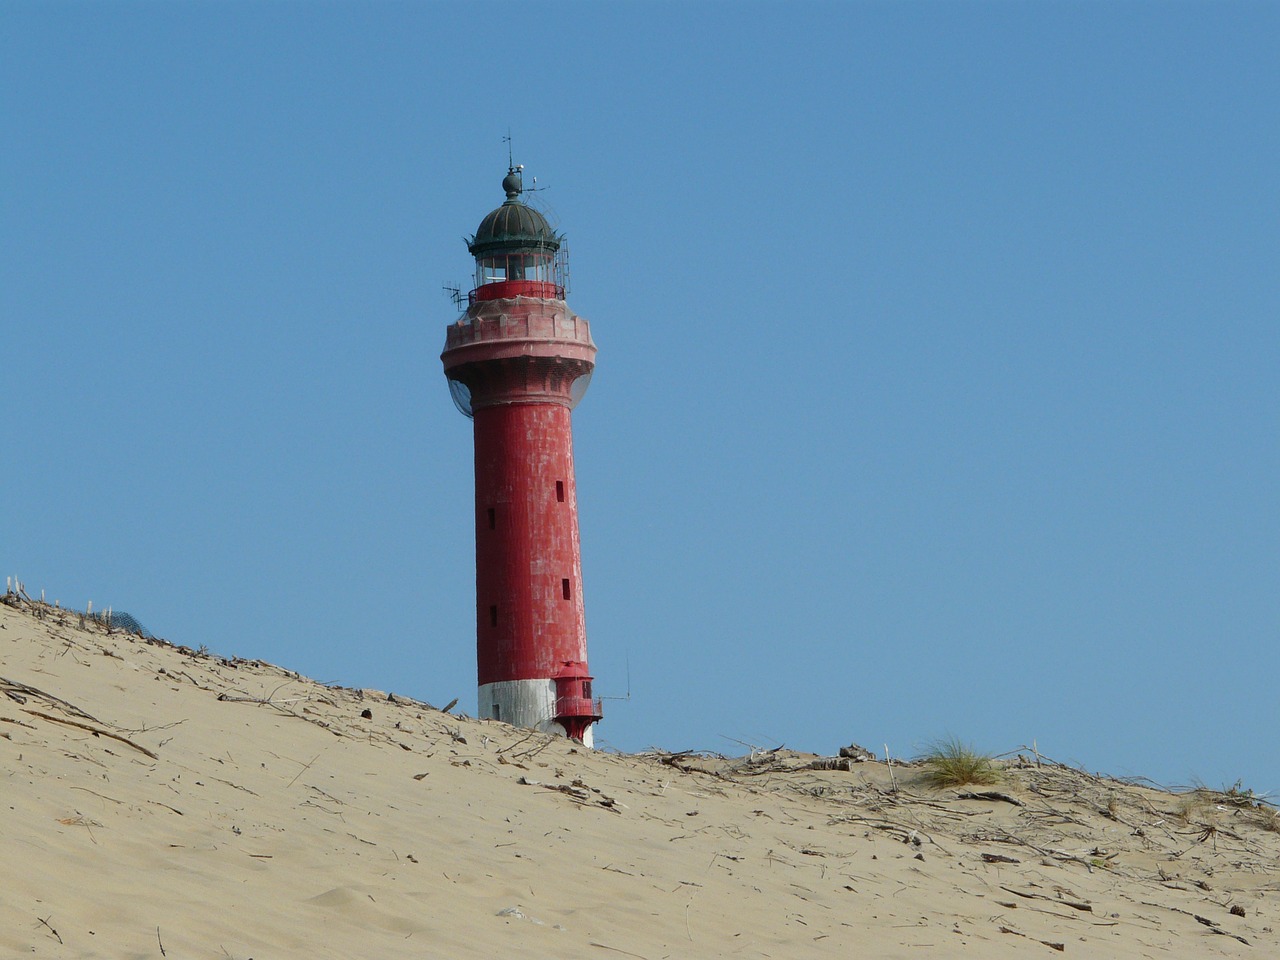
<box><xmin>554</xmin><ymin>695</ymin><xmax>603</xmax><ymax>720</ymax></box>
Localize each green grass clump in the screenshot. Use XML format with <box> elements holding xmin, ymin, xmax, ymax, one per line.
<box><xmin>918</xmin><ymin>738</ymin><xmax>1002</xmax><ymax>788</ymax></box>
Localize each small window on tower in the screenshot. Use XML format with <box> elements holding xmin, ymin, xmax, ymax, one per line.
<box><xmin>562</xmin><ymin>578</ymin><xmax>572</xmax><ymax>601</ymax></box>
<box><xmin>582</xmin><ymin>680</ymin><xmax>592</xmax><ymax>699</ymax></box>
<box><xmin>487</xmin><ymin>507</ymin><xmax>495</xmax><ymax>530</ymax></box>
<box><xmin>489</xmin><ymin>605</ymin><xmax>498</xmax><ymax>627</ymax></box>
<box><xmin>493</xmin><ymin>703</ymin><xmax>501</xmax><ymax>721</ymax></box>
<box><xmin>556</xmin><ymin>480</ymin><xmax>565</xmax><ymax>503</ymax></box>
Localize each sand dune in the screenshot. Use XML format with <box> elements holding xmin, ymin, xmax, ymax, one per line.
<box><xmin>2</xmin><ymin>594</ymin><xmax>1276</xmax><ymax>958</ymax></box>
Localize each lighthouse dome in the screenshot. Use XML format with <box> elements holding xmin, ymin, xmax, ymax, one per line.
<box><xmin>468</xmin><ymin>168</ymin><xmax>562</xmax><ymax>257</ymax></box>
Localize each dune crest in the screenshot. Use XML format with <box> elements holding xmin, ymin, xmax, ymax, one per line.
<box><xmin>2</xmin><ymin>596</ymin><xmax>1275</xmax><ymax>958</ymax></box>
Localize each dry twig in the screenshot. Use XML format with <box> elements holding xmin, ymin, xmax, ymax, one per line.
<box><xmin>23</xmin><ymin>709</ymin><xmax>159</xmax><ymax>759</ymax></box>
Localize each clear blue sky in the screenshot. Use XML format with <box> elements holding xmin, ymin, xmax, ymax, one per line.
<box><xmin>4</xmin><ymin>2</ymin><xmax>1277</xmax><ymax>798</ymax></box>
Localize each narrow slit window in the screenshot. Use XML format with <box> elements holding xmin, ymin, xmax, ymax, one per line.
<box><xmin>492</xmin><ymin>703</ymin><xmax>501</xmax><ymax>721</ymax></box>
<box><xmin>556</xmin><ymin>480</ymin><xmax>565</xmax><ymax>503</ymax></box>
<box><xmin>562</xmin><ymin>578</ymin><xmax>572</xmax><ymax>601</ymax></box>
<box><xmin>487</xmin><ymin>507</ymin><xmax>495</xmax><ymax>530</ymax></box>
<box><xmin>489</xmin><ymin>605</ymin><xmax>498</xmax><ymax>627</ymax></box>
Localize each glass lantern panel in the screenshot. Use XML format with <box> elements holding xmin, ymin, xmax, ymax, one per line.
<box><xmin>481</xmin><ymin>256</ymin><xmax>506</xmax><ymax>283</ymax></box>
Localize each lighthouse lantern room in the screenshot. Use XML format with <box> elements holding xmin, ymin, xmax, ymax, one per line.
<box><xmin>467</xmin><ymin>166</ymin><xmax>568</xmax><ymax>302</ymax></box>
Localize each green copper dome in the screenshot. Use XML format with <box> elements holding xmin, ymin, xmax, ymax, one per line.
<box><xmin>467</xmin><ymin>167</ymin><xmax>562</xmax><ymax>257</ymax></box>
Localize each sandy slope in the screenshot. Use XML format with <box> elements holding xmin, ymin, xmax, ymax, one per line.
<box><xmin>2</xmin><ymin>595</ymin><xmax>1276</xmax><ymax>958</ymax></box>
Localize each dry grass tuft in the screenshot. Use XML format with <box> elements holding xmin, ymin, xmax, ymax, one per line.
<box><xmin>1173</xmin><ymin>789</ymin><xmax>1217</xmax><ymax>824</ymax></box>
<box><xmin>1253</xmin><ymin>806</ymin><xmax>1280</xmax><ymax>833</ymax></box>
<box><xmin>917</xmin><ymin>738</ymin><xmax>1001</xmax><ymax>788</ymax></box>
<box><xmin>1203</xmin><ymin>779</ymin><xmax>1263</xmax><ymax>809</ymax></box>
<box><xmin>1174</xmin><ymin>780</ymin><xmax>1279</xmax><ymax>833</ymax></box>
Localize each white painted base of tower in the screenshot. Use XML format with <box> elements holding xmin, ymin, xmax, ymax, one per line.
<box><xmin>477</xmin><ymin>679</ymin><xmax>595</xmax><ymax>748</ymax></box>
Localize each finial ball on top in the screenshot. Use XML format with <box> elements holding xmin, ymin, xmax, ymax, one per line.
<box><xmin>502</xmin><ymin>168</ymin><xmax>523</xmax><ymax>200</ymax></box>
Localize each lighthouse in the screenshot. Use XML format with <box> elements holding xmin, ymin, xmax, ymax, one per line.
<box><xmin>441</xmin><ymin>164</ymin><xmax>602</xmax><ymax>746</ymax></box>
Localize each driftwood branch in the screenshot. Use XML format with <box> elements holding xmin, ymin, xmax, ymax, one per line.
<box><xmin>22</xmin><ymin>709</ymin><xmax>159</xmax><ymax>760</ymax></box>
<box><xmin>1000</xmin><ymin>885</ymin><xmax>1093</xmax><ymax>912</ymax></box>
<box><xmin>589</xmin><ymin>942</ymin><xmax>651</xmax><ymax>959</ymax></box>
<box><xmin>1194</xmin><ymin>913</ymin><xmax>1250</xmax><ymax>946</ymax></box>
<box><xmin>958</xmin><ymin>790</ymin><xmax>1026</xmax><ymax>807</ymax></box>
<box><xmin>1</xmin><ymin>676</ymin><xmax>101</xmax><ymax>721</ymax></box>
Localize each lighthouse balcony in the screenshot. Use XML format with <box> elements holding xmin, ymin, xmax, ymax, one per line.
<box><xmin>554</xmin><ymin>695</ymin><xmax>604</xmax><ymax>722</ymax></box>
<box><xmin>445</xmin><ymin>296</ymin><xmax>594</xmax><ymax>352</ymax></box>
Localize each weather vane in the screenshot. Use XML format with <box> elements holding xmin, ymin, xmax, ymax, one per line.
<box><xmin>502</xmin><ymin>130</ymin><xmax>549</xmax><ymax>194</ymax></box>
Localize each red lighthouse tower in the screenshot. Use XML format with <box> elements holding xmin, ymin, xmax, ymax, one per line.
<box><xmin>442</xmin><ymin>165</ymin><xmax>602</xmax><ymax>745</ymax></box>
